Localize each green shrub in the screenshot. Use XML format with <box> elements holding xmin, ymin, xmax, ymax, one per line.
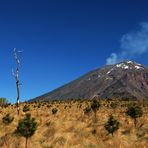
<box><xmin>52</xmin><ymin>108</ymin><xmax>58</xmax><ymax>114</ymax></box>
<box><xmin>2</xmin><ymin>114</ymin><xmax>14</xmax><ymax>125</ymax></box>
<box><xmin>92</xmin><ymin>129</ymin><xmax>97</xmax><ymax>135</ymax></box>
<box><xmin>38</xmin><ymin>104</ymin><xmax>41</xmax><ymax>108</ymax></box>
<box><xmin>110</xmin><ymin>102</ymin><xmax>117</xmax><ymax>109</ymax></box>
<box><xmin>84</xmin><ymin>107</ymin><xmax>91</xmax><ymax>115</ymax></box>
<box><xmin>23</xmin><ymin>105</ymin><xmax>30</xmax><ymax>112</ymax></box>
<box><xmin>46</xmin><ymin>104</ymin><xmax>52</xmax><ymax>108</ymax></box>
<box><xmin>0</xmin><ymin>98</ymin><xmax>9</xmax><ymax>107</ymax></box>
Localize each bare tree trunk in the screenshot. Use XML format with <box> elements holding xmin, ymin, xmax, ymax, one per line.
<box><xmin>13</xmin><ymin>48</ymin><xmax>21</xmax><ymax>117</ymax></box>
<box><xmin>94</xmin><ymin>111</ymin><xmax>97</xmax><ymax>123</ymax></box>
<box><xmin>25</xmin><ymin>137</ymin><xmax>28</xmax><ymax>148</ymax></box>
<box><xmin>111</xmin><ymin>132</ymin><xmax>114</xmax><ymax>137</ymax></box>
<box><xmin>15</xmin><ymin>75</ymin><xmax>20</xmax><ymax>116</ymax></box>
<box><xmin>134</xmin><ymin>118</ymin><xmax>137</xmax><ymax>127</ymax></box>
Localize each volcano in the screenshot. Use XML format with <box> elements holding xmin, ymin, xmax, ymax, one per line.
<box><xmin>32</xmin><ymin>61</ymin><xmax>148</xmax><ymax>101</ymax></box>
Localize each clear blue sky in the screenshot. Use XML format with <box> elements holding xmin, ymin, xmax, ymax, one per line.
<box><xmin>1</xmin><ymin>0</ymin><xmax>148</xmax><ymax>103</ymax></box>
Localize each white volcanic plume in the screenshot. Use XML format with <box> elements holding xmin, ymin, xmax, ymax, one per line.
<box><xmin>106</xmin><ymin>22</ymin><xmax>148</xmax><ymax>65</ymax></box>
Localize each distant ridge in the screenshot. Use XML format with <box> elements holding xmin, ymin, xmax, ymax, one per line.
<box><xmin>31</xmin><ymin>61</ymin><xmax>148</xmax><ymax>101</ymax></box>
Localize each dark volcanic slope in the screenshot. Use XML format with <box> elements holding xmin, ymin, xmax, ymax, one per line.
<box><xmin>32</xmin><ymin>61</ymin><xmax>148</xmax><ymax>101</ymax></box>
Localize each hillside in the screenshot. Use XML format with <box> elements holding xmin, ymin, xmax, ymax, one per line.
<box><xmin>32</xmin><ymin>61</ymin><xmax>148</xmax><ymax>101</ymax></box>
<box><xmin>0</xmin><ymin>100</ymin><xmax>148</xmax><ymax>148</ymax></box>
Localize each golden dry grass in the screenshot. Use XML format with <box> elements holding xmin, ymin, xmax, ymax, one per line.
<box><xmin>0</xmin><ymin>100</ymin><xmax>148</xmax><ymax>148</ymax></box>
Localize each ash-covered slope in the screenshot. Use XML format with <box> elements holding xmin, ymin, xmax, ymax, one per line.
<box><xmin>32</xmin><ymin>61</ymin><xmax>148</xmax><ymax>101</ymax></box>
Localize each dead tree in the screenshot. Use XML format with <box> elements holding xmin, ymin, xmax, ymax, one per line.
<box><xmin>12</xmin><ymin>48</ymin><xmax>22</xmax><ymax>116</ymax></box>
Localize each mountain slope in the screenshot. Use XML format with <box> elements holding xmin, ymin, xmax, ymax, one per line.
<box><xmin>32</xmin><ymin>61</ymin><xmax>148</xmax><ymax>101</ymax></box>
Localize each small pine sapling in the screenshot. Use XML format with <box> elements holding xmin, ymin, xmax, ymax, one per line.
<box><xmin>126</xmin><ymin>105</ymin><xmax>143</xmax><ymax>127</ymax></box>
<box><xmin>91</xmin><ymin>99</ymin><xmax>100</xmax><ymax>122</ymax></box>
<box><xmin>104</xmin><ymin>115</ymin><xmax>120</xmax><ymax>137</ymax></box>
<box><xmin>15</xmin><ymin>113</ymin><xmax>37</xmax><ymax>148</ymax></box>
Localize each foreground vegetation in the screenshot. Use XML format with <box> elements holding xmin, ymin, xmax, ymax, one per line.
<box><xmin>0</xmin><ymin>99</ymin><xmax>148</xmax><ymax>148</ymax></box>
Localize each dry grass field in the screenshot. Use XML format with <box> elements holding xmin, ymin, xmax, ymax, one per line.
<box><xmin>0</xmin><ymin>100</ymin><xmax>148</xmax><ymax>148</ymax></box>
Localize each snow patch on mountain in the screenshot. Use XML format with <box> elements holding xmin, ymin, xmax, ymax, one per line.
<box><xmin>98</xmin><ymin>75</ymin><xmax>101</xmax><ymax>78</ymax></box>
<box><xmin>106</xmin><ymin>61</ymin><xmax>145</xmax><ymax>75</ymax></box>
<box><xmin>127</xmin><ymin>61</ymin><xmax>133</xmax><ymax>64</ymax></box>
<box><xmin>116</xmin><ymin>63</ymin><xmax>129</xmax><ymax>69</ymax></box>
<box><xmin>135</xmin><ymin>65</ymin><xmax>144</xmax><ymax>69</ymax></box>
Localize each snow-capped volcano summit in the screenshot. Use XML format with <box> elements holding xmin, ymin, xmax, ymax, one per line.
<box><xmin>106</xmin><ymin>61</ymin><xmax>144</xmax><ymax>74</ymax></box>
<box><xmin>115</xmin><ymin>61</ymin><xmax>144</xmax><ymax>69</ymax></box>
<box><xmin>32</xmin><ymin>61</ymin><xmax>148</xmax><ymax>101</ymax></box>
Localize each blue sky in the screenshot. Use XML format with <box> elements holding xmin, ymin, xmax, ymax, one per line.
<box><xmin>1</xmin><ymin>0</ymin><xmax>148</xmax><ymax>103</ymax></box>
